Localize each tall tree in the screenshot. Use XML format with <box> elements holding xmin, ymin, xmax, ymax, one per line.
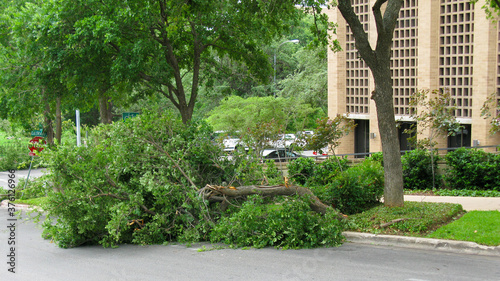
<box><xmin>336</xmin><ymin>0</ymin><xmax>404</xmax><ymax>206</ymax></box>
<box><xmin>56</xmin><ymin>0</ymin><xmax>323</xmax><ymax>124</ymax></box>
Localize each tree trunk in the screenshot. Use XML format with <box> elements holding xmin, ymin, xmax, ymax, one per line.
<box><xmin>43</xmin><ymin>91</ymin><xmax>54</xmax><ymax>145</ymax></box>
<box><xmin>55</xmin><ymin>96</ymin><xmax>62</xmax><ymax>144</ymax></box>
<box><xmin>372</xmin><ymin>70</ymin><xmax>404</xmax><ymax>207</ymax></box>
<box><xmin>337</xmin><ymin>0</ymin><xmax>405</xmax><ymax>207</ymax></box>
<box><xmin>98</xmin><ymin>95</ymin><xmax>113</xmax><ymax>124</ymax></box>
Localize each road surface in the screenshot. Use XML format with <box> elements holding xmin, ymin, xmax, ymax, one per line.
<box><xmin>0</xmin><ymin>209</ymin><xmax>499</xmax><ymax>281</ymax></box>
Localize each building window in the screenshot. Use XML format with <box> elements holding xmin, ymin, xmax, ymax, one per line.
<box><xmin>448</xmin><ymin>124</ymin><xmax>472</xmax><ymax>149</ymax></box>
<box><xmin>354</xmin><ymin>120</ymin><xmax>370</xmax><ymax>158</ymax></box>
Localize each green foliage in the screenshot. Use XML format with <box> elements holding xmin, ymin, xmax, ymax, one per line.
<box><xmin>38</xmin><ymin>111</ymin><xmax>226</xmax><ymax>248</ymax></box>
<box><xmin>348</xmin><ymin>201</ymin><xmax>464</xmax><ymax>235</ymax></box>
<box><xmin>0</xmin><ymin>143</ymin><xmax>28</xmax><ymax>170</ymax></box>
<box><xmin>444</xmin><ymin>148</ymin><xmax>500</xmax><ymax>191</ymax></box>
<box><xmin>366</xmin><ymin>152</ymin><xmax>383</xmax><ymax>164</ymax></box>
<box><xmin>287</xmin><ymin>157</ymin><xmax>316</xmax><ymax>185</ymax></box>
<box><xmin>480</xmin><ymin>92</ymin><xmax>500</xmax><ymax>135</ymax></box>
<box><xmin>210</xmin><ymin>195</ymin><xmax>346</xmax><ymax>249</ymax></box>
<box><xmin>428</xmin><ymin>211</ymin><xmax>500</xmax><ymax>246</ymax></box>
<box><xmin>279</xmin><ymin>46</ymin><xmax>328</xmax><ymax>113</ymax></box>
<box><xmin>434</xmin><ymin>189</ymin><xmax>500</xmax><ymax>197</ymax></box>
<box><xmin>264</xmin><ymin>160</ymin><xmax>283</xmax><ymax>185</ymax></box>
<box><xmin>408</xmin><ymin>89</ymin><xmax>463</xmax><ymax>150</ymax></box>
<box><xmin>402</xmin><ymin>149</ymin><xmax>442</xmax><ymax>190</ymax></box>
<box><xmin>206</xmin><ymin>96</ymin><xmax>322</xmax><ymax>135</ymax></box>
<box><xmin>306</xmin><ymin>115</ymin><xmax>355</xmax><ymax>154</ymax></box>
<box><xmin>307</xmin><ymin>156</ymin><xmax>348</xmax><ymax>186</ymax></box>
<box><xmin>15</xmin><ymin>175</ymin><xmax>50</xmax><ymax>200</ymax></box>
<box><xmin>319</xmin><ymin>160</ymin><xmax>384</xmax><ymax>215</ymax></box>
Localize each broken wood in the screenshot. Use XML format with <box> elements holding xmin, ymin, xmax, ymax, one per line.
<box><xmin>380</xmin><ymin>218</ymin><xmax>419</xmax><ymax>228</ymax></box>
<box><xmin>200</xmin><ymin>184</ymin><xmax>344</xmax><ymax>220</ymax></box>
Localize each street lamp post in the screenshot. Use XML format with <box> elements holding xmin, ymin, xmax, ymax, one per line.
<box><xmin>273</xmin><ymin>39</ymin><xmax>299</xmax><ymax>97</ymax></box>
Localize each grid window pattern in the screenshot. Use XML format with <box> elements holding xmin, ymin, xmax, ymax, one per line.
<box><xmin>345</xmin><ymin>0</ymin><xmax>370</xmax><ymax>114</ymax></box>
<box><xmin>392</xmin><ymin>0</ymin><xmax>419</xmax><ymax>116</ymax></box>
<box><xmin>439</xmin><ymin>0</ymin><xmax>474</xmax><ymax>118</ymax></box>
<box><xmin>497</xmin><ymin>22</ymin><xmax>500</xmax><ymax>119</ymax></box>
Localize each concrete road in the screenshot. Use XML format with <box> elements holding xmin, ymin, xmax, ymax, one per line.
<box><xmin>1</xmin><ymin>210</ymin><xmax>499</xmax><ymax>281</ymax></box>
<box><xmin>0</xmin><ymin>169</ymin><xmax>47</xmax><ymax>190</ymax></box>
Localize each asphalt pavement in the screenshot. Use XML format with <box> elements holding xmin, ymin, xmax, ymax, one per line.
<box><xmin>1</xmin><ymin>169</ymin><xmax>500</xmax><ymax>258</ymax></box>
<box><xmin>0</xmin><ymin>208</ymin><xmax>499</xmax><ymax>281</ymax></box>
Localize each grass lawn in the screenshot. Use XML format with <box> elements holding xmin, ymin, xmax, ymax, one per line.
<box><xmin>346</xmin><ymin>201</ymin><xmax>465</xmax><ymax>236</ymax></box>
<box><xmin>427</xmin><ymin>211</ymin><xmax>500</xmax><ymax>246</ymax></box>
<box><xmin>13</xmin><ymin>197</ymin><xmax>49</xmax><ymax>206</ymax></box>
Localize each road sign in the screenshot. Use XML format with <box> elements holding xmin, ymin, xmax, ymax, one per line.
<box><xmin>30</xmin><ymin>129</ymin><xmax>47</xmax><ymax>137</ymax></box>
<box><xmin>122</xmin><ymin>112</ymin><xmax>139</xmax><ymax>121</ymax></box>
<box><xmin>28</xmin><ymin>137</ymin><xmax>46</xmax><ymax>157</ymax></box>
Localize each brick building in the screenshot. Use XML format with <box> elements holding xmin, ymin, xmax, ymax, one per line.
<box><xmin>327</xmin><ymin>0</ymin><xmax>500</xmax><ymax>156</ymax></box>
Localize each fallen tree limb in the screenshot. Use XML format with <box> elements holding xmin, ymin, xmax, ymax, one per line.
<box><xmin>200</xmin><ymin>184</ymin><xmax>344</xmax><ymax>219</ymax></box>
<box><xmin>380</xmin><ymin>218</ymin><xmax>420</xmax><ymax>228</ymax></box>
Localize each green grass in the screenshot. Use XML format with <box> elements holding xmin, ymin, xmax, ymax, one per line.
<box><xmin>404</xmin><ymin>189</ymin><xmax>500</xmax><ymax>197</ymax></box>
<box><xmin>12</xmin><ymin>197</ymin><xmax>48</xmax><ymax>207</ymax></box>
<box><xmin>427</xmin><ymin>211</ymin><xmax>500</xmax><ymax>246</ymax></box>
<box><xmin>346</xmin><ymin>201</ymin><xmax>464</xmax><ymax>236</ymax></box>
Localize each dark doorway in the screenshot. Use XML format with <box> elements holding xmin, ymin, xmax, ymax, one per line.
<box><xmin>398</xmin><ymin>122</ymin><xmax>416</xmax><ymax>152</ymax></box>
<box><xmin>354</xmin><ymin>120</ymin><xmax>369</xmax><ymax>158</ymax></box>
<box><xmin>448</xmin><ymin>124</ymin><xmax>471</xmax><ymax>149</ymax></box>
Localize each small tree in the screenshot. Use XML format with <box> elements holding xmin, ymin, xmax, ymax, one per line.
<box><xmin>306</xmin><ymin>115</ymin><xmax>355</xmax><ymax>171</ymax></box>
<box><xmin>407</xmin><ymin>89</ymin><xmax>462</xmax><ymax>188</ymax></box>
<box><xmin>480</xmin><ymin>92</ymin><xmax>500</xmax><ymax>135</ymax></box>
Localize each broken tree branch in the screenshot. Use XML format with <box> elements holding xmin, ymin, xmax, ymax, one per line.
<box><xmin>200</xmin><ymin>184</ymin><xmax>344</xmax><ymax>219</ymax></box>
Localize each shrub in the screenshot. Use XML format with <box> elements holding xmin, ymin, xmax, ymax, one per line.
<box><xmin>0</xmin><ymin>142</ymin><xmax>30</xmax><ymax>170</ymax></box>
<box><xmin>287</xmin><ymin>157</ymin><xmax>315</xmax><ymax>185</ymax></box>
<box><xmin>38</xmin><ymin>111</ymin><xmax>225</xmax><ymax>248</ymax></box>
<box><xmin>402</xmin><ymin>149</ymin><xmax>441</xmax><ymax>190</ymax></box>
<box><xmin>264</xmin><ymin>160</ymin><xmax>283</xmax><ymax>185</ymax></box>
<box><xmin>15</xmin><ymin>175</ymin><xmax>51</xmax><ymax>200</ymax></box>
<box><xmin>444</xmin><ymin>148</ymin><xmax>500</xmax><ymax>191</ymax></box>
<box><xmin>210</xmin><ymin>195</ymin><xmax>346</xmax><ymax>249</ymax></box>
<box><xmin>319</xmin><ymin>159</ymin><xmax>384</xmax><ymax>215</ymax></box>
<box><xmin>366</xmin><ymin>151</ymin><xmax>383</xmax><ymax>164</ymax></box>
<box><xmin>307</xmin><ymin>156</ymin><xmax>348</xmax><ymax>186</ymax></box>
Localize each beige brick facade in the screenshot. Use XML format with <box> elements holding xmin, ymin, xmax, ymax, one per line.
<box><xmin>327</xmin><ymin>0</ymin><xmax>500</xmax><ymax>156</ymax></box>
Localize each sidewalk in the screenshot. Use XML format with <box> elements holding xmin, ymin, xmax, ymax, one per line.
<box><xmin>404</xmin><ymin>195</ymin><xmax>500</xmax><ymax>211</ymax></box>
<box><xmin>344</xmin><ymin>195</ymin><xmax>500</xmax><ymax>257</ymax></box>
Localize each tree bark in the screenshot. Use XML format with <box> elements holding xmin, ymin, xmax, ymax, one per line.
<box><xmin>55</xmin><ymin>96</ymin><xmax>62</xmax><ymax>144</ymax></box>
<box><xmin>200</xmin><ymin>184</ymin><xmax>344</xmax><ymax>219</ymax></box>
<box><xmin>98</xmin><ymin>95</ymin><xmax>113</xmax><ymax>124</ymax></box>
<box><xmin>43</xmin><ymin>90</ymin><xmax>54</xmax><ymax>145</ymax></box>
<box><xmin>337</xmin><ymin>0</ymin><xmax>404</xmax><ymax>207</ymax></box>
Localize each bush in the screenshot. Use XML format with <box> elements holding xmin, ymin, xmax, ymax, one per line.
<box><xmin>318</xmin><ymin>159</ymin><xmax>384</xmax><ymax>215</ymax></box>
<box><xmin>402</xmin><ymin>149</ymin><xmax>441</xmax><ymax>190</ymax></box>
<box><xmin>444</xmin><ymin>148</ymin><xmax>500</xmax><ymax>191</ymax></box>
<box><xmin>210</xmin><ymin>195</ymin><xmax>346</xmax><ymax>249</ymax></box>
<box><xmin>287</xmin><ymin>157</ymin><xmax>315</xmax><ymax>185</ymax></box>
<box><xmin>15</xmin><ymin>175</ymin><xmax>51</xmax><ymax>200</ymax></box>
<box><xmin>366</xmin><ymin>151</ymin><xmax>383</xmax><ymax>164</ymax></box>
<box><xmin>38</xmin><ymin>111</ymin><xmax>227</xmax><ymax>248</ymax></box>
<box><xmin>264</xmin><ymin>160</ymin><xmax>283</xmax><ymax>185</ymax></box>
<box><xmin>307</xmin><ymin>156</ymin><xmax>348</xmax><ymax>186</ymax></box>
<box><xmin>0</xmin><ymin>143</ymin><xmax>30</xmax><ymax>170</ymax></box>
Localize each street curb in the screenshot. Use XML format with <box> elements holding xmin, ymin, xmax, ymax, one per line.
<box><xmin>343</xmin><ymin>231</ymin><xmax>500</xmax><ymax>257</ymax></box>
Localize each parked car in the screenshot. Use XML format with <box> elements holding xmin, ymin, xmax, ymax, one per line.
<box><xmin>214</xmin><ymin>131</ymin><xmax>244</xmax><ymax>152</ymax></box>
<box><xmin>262</xmin><ymin>148</ymin><xmax>303</xmax><ymax>162</ymax></box>
<box><xmin>269</xmin><ymin>133</ymin><xmax>297</xmax><ymax>148</ymax></box>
